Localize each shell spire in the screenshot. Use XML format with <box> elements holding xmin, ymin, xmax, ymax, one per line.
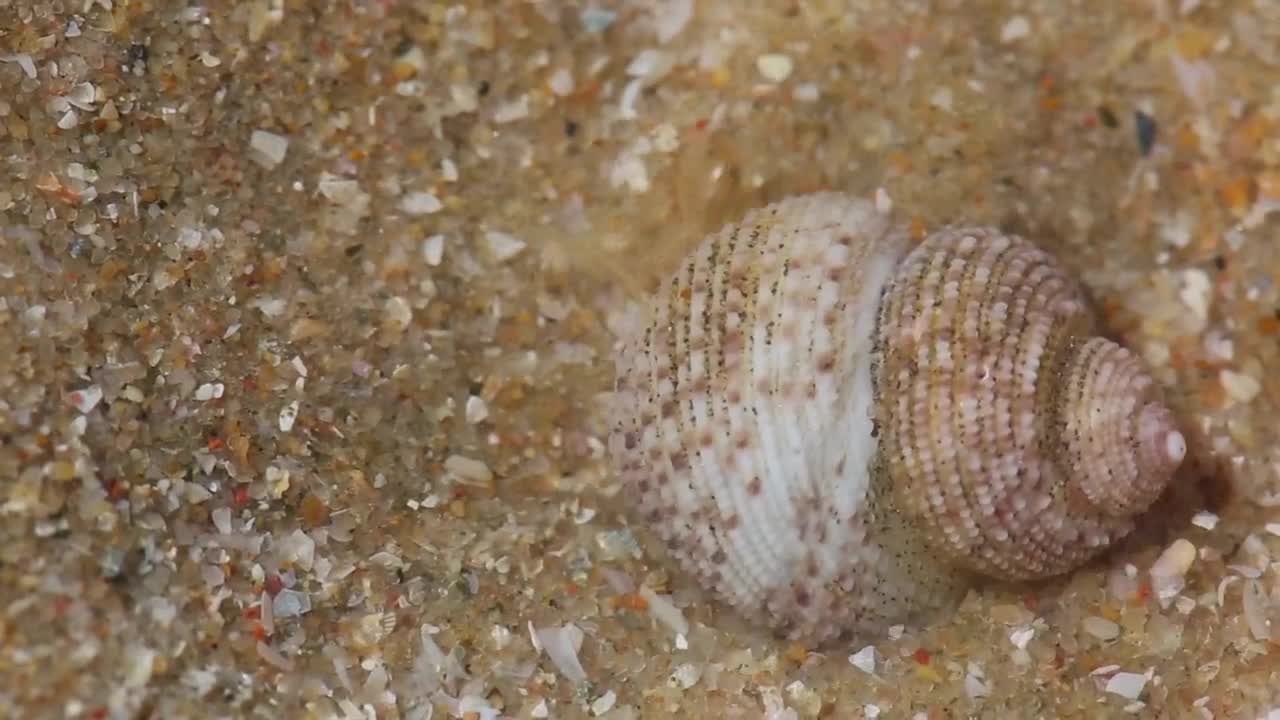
<box><xmin>608</xmin><ymin>193</ymin><xmax>1186</xmax><ymax>645</ymax></box>
<box><xmin>873</xmin><ymin>225</ymin><xmax>1185</xmax><ymax>584</ymax></box>
<box><xmin>1057</xmin><ymin>337</ymin><xmax>1187</xmax><ymax>517</ymax></box>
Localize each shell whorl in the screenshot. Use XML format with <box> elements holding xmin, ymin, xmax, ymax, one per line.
<box><xmin>607</xmin><ymin>193</ymin><xmax>1184</xmax><ymax>645</ymax></box>
<box><xmin>1059</xmin><ymin>337</ymin><xmax>1187</xmax><ymax>518</ymax></box>
<box><xmin>874</xmin><ymin>227</ymin><xmax>1185</xmax><ymax>583</ymax></box>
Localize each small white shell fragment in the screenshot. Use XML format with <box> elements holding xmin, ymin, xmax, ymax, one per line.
<box><xmin>248</xmin><ymin>129</ymin><xmax>289</xmax><ymax>168</ymax></box>
<box><xmin>400</xmin><ymin>191</ymin><xmax>442</xmax><ymax>215</ymax></box>
<box><xmin>1178</xmin><ymin>268</ymin><xmax>1212</xmax><ymax>321</ymax></box>
<box><xmin>964</xmin><ymin>667</ymin><xmax>991</xmax><ymax>698</ymax></box>
<box><xmin>1191</xmin><ymin>511</ymin><xmax>1220</xmax><ymax>530</ymax></box>
<box><xmin>874</xmin><ymin>187</ymin><xmax>893</xmax><ymax>213</ymax></box>
<box><xmin>929</xmin><ymin>86</ymin><xmax>954</xmax><ymax>112</ymax></box>
<box><xmin>627</xmin><ymin>49</ymin><xmax>675</xmax><ymax>81</ymax></box>
<box><xmin>278</xmin><ymin>400</ymin><xmax>300</xmax><ymax>432</ymax></box>
<box><xmin>1150</xmin><ymin>539</ymin><xmax>1196</xmax><ymax>605</ymax></box>
<box><xmin>492</xmin><ymin>95</ymin><xmax>530</xmax><ymax>123</ymax></box>
<box><xmin>531</xmin><ymin>699</ymin><xmax>549</xmax><ymax>718</ymax></box>
<box><xmin>1242</xmin><ymin>579</ymin><xmax>1273</xmax><ymax>641</ymax></box>
<box><xmin>194</xmin><ymin>382</ymin><xmax>224</xmax><ymax>401</ymax></box>
<box><xmin>638</xmin><ymin>585</ymin><xmax>689</xmax><ymax>636</ymax></box>
<box><xmin>68</xmin><ymin>385</ymin><xmax>103</xmax><ymax>413</ymax></box>
<box><xmin>590</xmin><ymin>690</ymin><xmax>616</xmax><ymax>716</ymax></box>
<box><xmin>530</xmin><ymin>623</ymin><xmax>588</xmax><ymax>683</ymax></box>
<box><xmin>211</xmin><ymin>507</ymin><xmax>232</xmax><ymax>534</ymax></box>
<box><xmin>441</xmin><ymin>157</ymin><xmax>458</xmax><ymax>182</ymax></box>
<box><xmin>383</xmin><ymin>296</ymin><xmax>413</xmax><ymax>332</ymax></box>
<box><xmin>652</xmin><ymin>0</ymin><xmax>692</xmax><ymax>43</ymax></box>
<box><xmin>0</xmin><ymin>53</ymin><xmax>37</xmax><ymax>79</ymax></box>
<box><xmin>848</xmin><ymin>646</ymin><xmax>876</xmax><ymax>673</ymax></box>
<box><xmin>1001</xmin><ymin>16</ymin><xmax>1031</xmax><ymax>43</ymax></box>
<box><xmin>465</xmin><ymin>396</ymin><xmax>489</xmax><ymax>424</ymax></box>
<box><xmin>484</xmin><ymin>230</ymin><xmax>526</xmax><ymax>262</ymax></box>
<box><xmin>422</xmin><ymin>234</ymin><xmax>445</xmax><ymax>266</ymax></box>
<box><xmin>792</xmin><ymin>82</ymin><xmax>820</xmax><ymax>102</ymax></box>
<box><xmin>1104</xmin><ymin>671</ymin><xmax>1148</xmax><ymax>700</ymax></box>
<box><xmin>1219</xmin><ymin>369</ymin><xmax>1262</xmax><ymax>404</ymax></box>
<box><xmin>1265</xmin><ymin>522</ymin><xmax>1280</xmax><ymax>537</ymax></box>
<box><xmin>760</xmin><ymin>687</ymin><xmax>797</xmax><ymax>720</ymax></box>
<box><xmin>756</xmin><ymin>53</ymin><xmax>794</xmax><ymax>83</ymax></box>
<box><xmin>668</xmin><ymin>662</ymin><xmax>701</xmax><ymax>689</ymax></box>
<box><xmin>1009</xmin><ymin>625</ymin><xmax>1035</xmax><ymax>649</ymax></box>
<box><xmin>548</xmin><ymin>67</ymin><xmax>574</xmax><ymax>96</ymax></box>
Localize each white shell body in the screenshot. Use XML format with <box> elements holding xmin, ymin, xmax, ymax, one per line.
<box><xmin>608</xmin><ymin>195</ymin><xmax>959</xmax><ymax>641</ymax></box>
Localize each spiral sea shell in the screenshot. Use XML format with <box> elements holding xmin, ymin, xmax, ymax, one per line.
<box><xmin>607</xmin><ymin>192</ymin><xmax>1187</xmax><ymax>645</ymax></box>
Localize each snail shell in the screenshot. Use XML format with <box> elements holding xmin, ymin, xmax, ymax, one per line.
<box><xmin>607</xmin><ymin>192</ymin><xmax>1186</xmax><ymax>645</ymax></box>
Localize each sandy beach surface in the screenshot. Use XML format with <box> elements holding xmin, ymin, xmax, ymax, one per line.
<box><xmin>2</xmin><ymin>1</ymin><xmax>1279</xmax><ymax>718</ymax></box>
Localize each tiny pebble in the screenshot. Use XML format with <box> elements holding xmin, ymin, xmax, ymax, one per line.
<box><xmin>669</xmin><ymin>663</ymin><xmax>701</xmax><ymax>689</ymax></box>
<box><xmin>1000</xmin><ymin>16</ymin><xmax>1031</xmax><ymax>43</ymax></box>
<box><xmin>627</xmin><ymin>49</ymin><xmax>675</xmax><ymax>81</ymax></box>
<box><xmin>445</xmin><ymin>454</ymin><xmax>493</xmax><ymax>484</ymax></box>
<box><xmin>1105</xmin><ymin>671</ymin><xmax>1148</xmax><ymax>700</ymax></box>
<box><xmin>211</xmin><ymin>507</ymin><xmax>232</xmax><ymax>534</ymax></box>
<box><xmin>484</xmin><ymin>231</ymin><xmax>527</xmax><ymax>262</ymax></box>
<box><xmin>874</xmin><ymin>187</ymin><xmax>893</xmax><ymax>214</ymax></box>
<box><xmin>580</xmin><ymin>7</ymin><xmax>617</xmax><ymax>33</ymax></box>
<box><xmin>549</xmin><ymin>67</ymin><xmax>574</xmax><ymax>96</ymax></box>
<box><xmin>248</xmin><ymin>130</ymin><xmax>289</xmax><ymax>169</ymax></box>
<box><xmin>792</xmin><ymin>83</ymin><xmax>820</xmax><ymax>102</ymax></box>
<box><xmin>272</xmin><ymin>589</ymin><xmax>311</xmax><ymax>618</ymax></box>
<box><xmin>964</xmin><ymin>670</ymin><xmax>991</xmax><ymax>698</ymax></box>
<box><xmin>466</xmin><ymin>395</ymin><xmax>489</xmax><ymax>424</ymax></box>
<box><xmin>590</xmin><ymin>690</ymin><xmax>616</xmax><ymax>716</ymax></box>
<box><xmin>756</xmin><ymin>53</ymin><xmax>794</xmax><ymax>83</ymax></box>
<box><xmin>1082</xmin><ymin>615</ymin><xmax>1121</xmax><ymax>640</ymax></box>
<box><xmin>848</xmin><ymin>646</ymin><xmax>876</xmax><ymax>673</ymax></box>
<box><xmin>383</xmin><ymin>296</ymin><xmax>413</xmax><ymax>332</ymax></box>
<box><xmin>1191</xmin><ymin>511</ymin><xmax>1220</xmax><ymax>530</ymax></box>
<box><xmin>493</xmin><ymin>95</ymin><xmax>530</xmax><ymax>123</ymax></box>
<box><xmin>1219</xmin><ymin>369</ymin><xmax>1262</xmax><ymax>404</ymax></box>
<box><xmin>1178</xmin><ymin>269</ymin><xmax>1212</xmax><ymax>320</ymax></box>
<box><xmin>929</xmin><ymin>87</ymin><xmax>954</xmax><ymax>112</ymax></box>
<box><xmin>422</xmin><ymin>234</ymin><xmax>445</xmax><ymax>266</ymax></box>
<box><xmin>194</xmin><ymin>382</ymin><xmax>224</xmax><ymax>401</ymax></box>
<box><xmin>1009</xmin><ymin>626</ymin><xmax>1035</xmax><ymax>649</ymax></box>
<box><xmin>400</xmin><ymin>191</ymin><xmax>442</xmax><ymax>215</ymax></box>
<box><xmin>1150</xmin><ymin>538</ymin><xmax>1196</xmax><ymax>605</ymax></box>
<box><xmin>67</xmin><ymin>385</ymin><xmax>103</xmax><ymax>413</ymax></box>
